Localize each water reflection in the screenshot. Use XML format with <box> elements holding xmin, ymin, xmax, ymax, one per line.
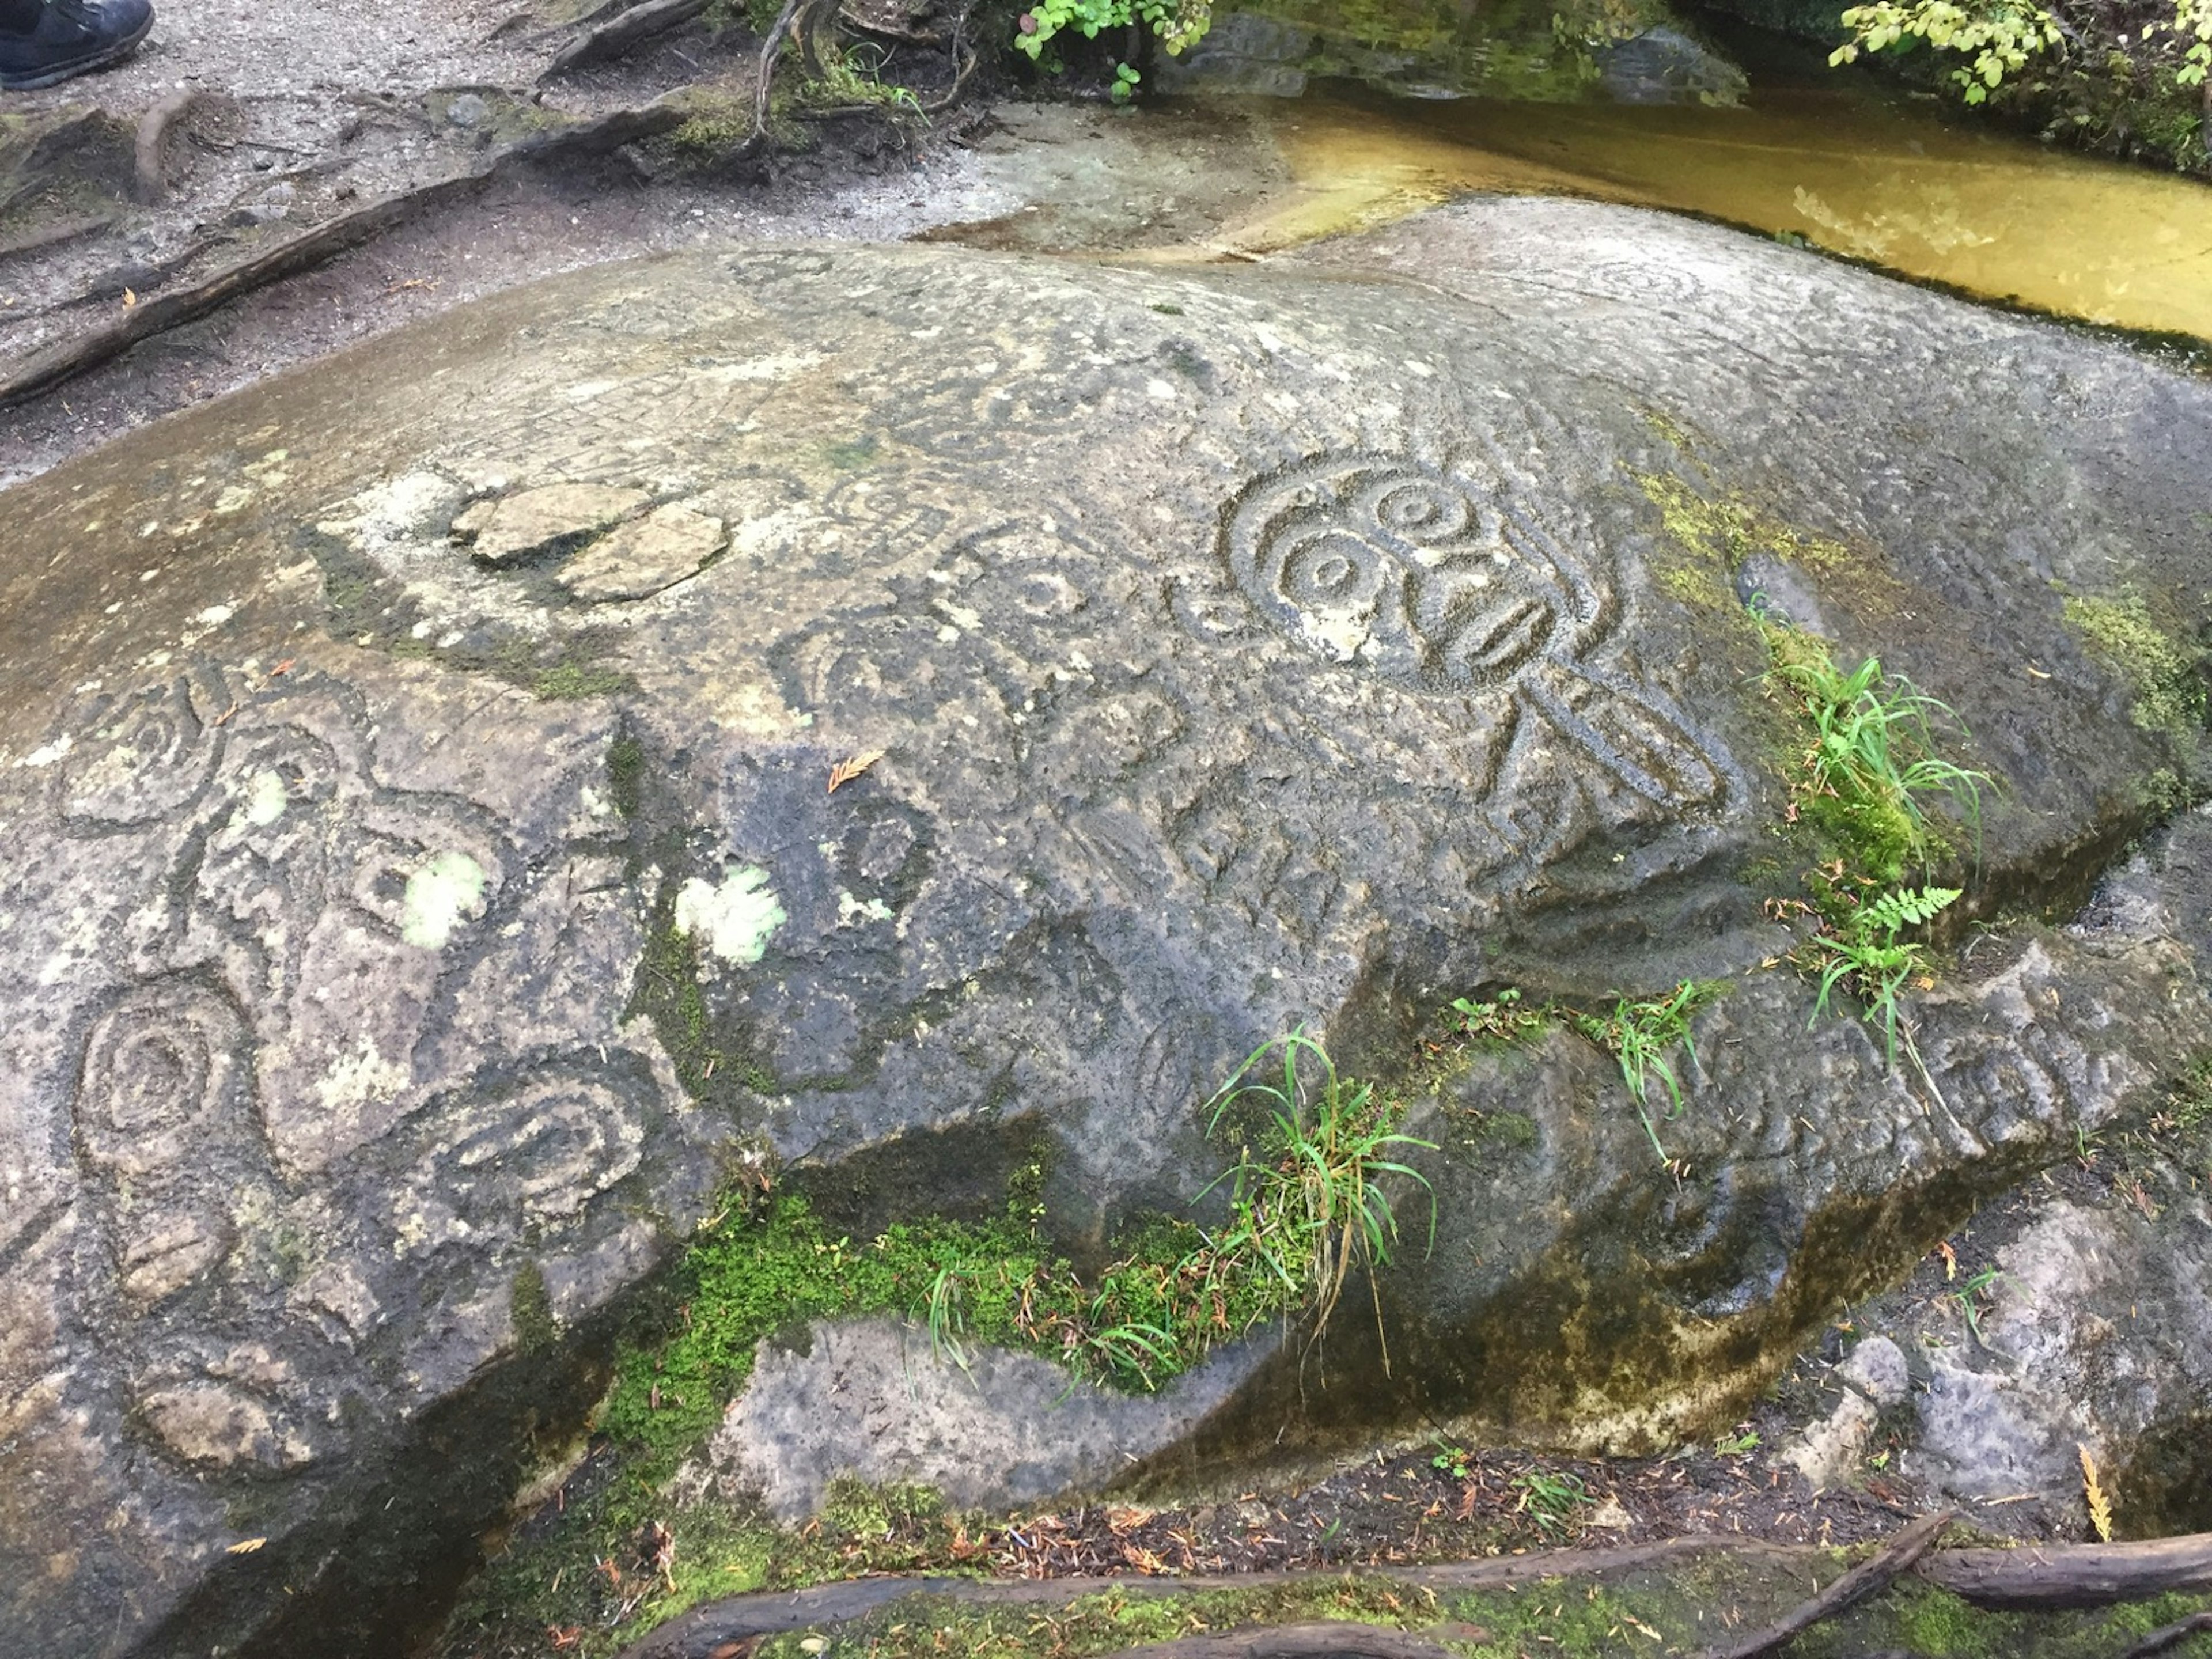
<box><xmin>1176</xmin><ymin>59</ymin><xmax>2212</xmax><ymax>342</ymax></box>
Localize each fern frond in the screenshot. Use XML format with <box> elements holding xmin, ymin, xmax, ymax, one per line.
<box><xmin>2080</xmin><ymin>1442</ymin><xmax>2115</xmax><ymax>1542</ymax></box>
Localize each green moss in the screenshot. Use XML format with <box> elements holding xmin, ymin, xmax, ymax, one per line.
<box><xmin>764</xmin><ymin>1578</ymin><xmax>1442</xmax><ymax>1659</ymax></box>
<box><xmin>1891</xmin><ymin>1582</ymin><xmax>2016</xmax><ymax>1656</ymax></box>
<box><xmin>606</xmin><ymin>733</ymin><xmax>646</xmax><ymax>818</ymax></box>
<box><xmin>602</xmin><ymin>1188</ymin><xmax>1283</xmax><ymax>1473</ymax></box>
<box><xmin>511</xmin><ymin>1262</ymin><xmax>558</xmax><ymax>1355</ymax></box>
<box><xmin>2061</xmin><ymin>588</ymin><xmax>2207</xmax><ymax>734</ymax></box>
<box><xmin>536</xmin><ymin>661</ymin><xmax>634</xmax><ymax>702</ymax></box>
<box><xmin>1637</xmin><ymin>469</ymin><xmax>1854</xmax><ymax>597</ymax></box>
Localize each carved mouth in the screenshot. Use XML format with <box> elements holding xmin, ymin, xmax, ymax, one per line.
<box><xmin>1439</xmin><ymin>596</ymin><xmax>1554</xmax><ymax>684</ymax></box>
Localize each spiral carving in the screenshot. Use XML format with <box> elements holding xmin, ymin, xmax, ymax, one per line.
<box><xmin>74</xmin><ymin>981</ymin><xmax>249</xmax><ymax>1177</ymax></box>
<box><xmin>1223</xmin><ymin>455</ymin><xmax>1590</xmax><ymax>692</ymax></box>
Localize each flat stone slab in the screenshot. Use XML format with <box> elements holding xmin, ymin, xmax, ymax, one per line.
<box><xmin>3</xmin><ymin>202</ymin><xmax>2212</xmax><ymax>1657</ymax></box>
<box><xmin>691</xmin><ymin>1318</ymin><xmax>1269</xmax><ymax>1519</ymax></box>
<box><xmin>560</xmin><ymin>502</ymin><xmax>729</xmax><ymax>601</ymax></box>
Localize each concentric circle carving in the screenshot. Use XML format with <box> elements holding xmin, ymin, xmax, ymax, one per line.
<box><xmin>1223</xmin><ymin>454</ymin><xmax>1596</xmax><ymax>692</ymax></box>
<box><xmin>74</xmin><ymin>980</ymin><xmax>250</xmax><ymax>1176</ymax></box>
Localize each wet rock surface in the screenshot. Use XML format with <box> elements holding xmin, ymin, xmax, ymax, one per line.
<box><xmin>692</xmin><ymin>1319</ymin><xmax>1270</xmax><ymax>1518</ymax></box>
<box><xmin>2</xmin><ymin>200</ymin><xmax>2212</xmax><ymax>1653</ymax></box>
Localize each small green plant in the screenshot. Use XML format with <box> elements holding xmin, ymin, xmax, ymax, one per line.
<box><xmin>1203</xmin><ymin>1031</ymin><xmax>1437</xmax><ymax>1366</ymax></box>
<box><xmin>1764</xmin><ymin>628</ymin><xmax>1989</xmax><ymax>878</ymax></box>
<box><xmin>1510</xmin><ymin>1469</ymin><xmax>1594</xmax><ymax>1537</ymax></box>
<box><xmin>1954</xmin><ymin>1266</ymin><xmax>2008</xmax><ymax>1348</ymax></box>
<box><xmin>1430</xmin><ymin>1439</ymin><xmax>1474</xmax><ymax>1480</ymax></box>
<box><xmin>1714</xmin><ymin>1430</ymin><xmax>1762</xmax><ymax>1455</ymax></box>
<box><xmin>1830</xmin><ymin>0</ymin><xmax>2064</xmax><ymax>102</ymax></box>
<box><xmin>1013</xmin><ymin>0</ymin><xmax>1211</xmax><ymax>86</ymax></box>
<box><xmin>1573</xmin><ymin>981</ymin><xmax>1719</xmax><ymax>1161</ymax></box>
<box><xmin>1446</xmin><ymin>987</ymin><xmax>1547</xmax><ymax>1046</ymax></box>
<box><xmin>1805</xmin><ymin>883</ymin><xmax>1961</xmax><ymax>1069</ymax></box>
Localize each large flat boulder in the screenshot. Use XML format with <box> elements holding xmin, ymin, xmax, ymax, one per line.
<box><xmin>3</xmin><ymin>199</ymin><xmax>2211</xmax><ymax>1656</ymax></box>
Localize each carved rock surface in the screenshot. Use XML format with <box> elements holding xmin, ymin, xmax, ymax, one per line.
<box><xmin>2</xmin><ymin>201</ymin><xmax>2211</xmax><ymax>1656</ymax></box>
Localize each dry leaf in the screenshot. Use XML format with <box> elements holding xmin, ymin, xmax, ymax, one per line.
<box><xmin>2080</xmin><ymin>1444</ymin><xmax>2113</xmax><ymax>1542</ymax></box>
<box><xmin>226</xmin><ymin>1537</ymin><xmax>266</xmax><ymax>1555</ymax></box>
<box><xmin>827</xmin><ymin>747</ymin><xmax>887</xmax><ymax>794</ymax></box>
<box><xmin>122</xmin><ymin>287</ymin><xmax>138</xmax><ymax>309</ymax></box>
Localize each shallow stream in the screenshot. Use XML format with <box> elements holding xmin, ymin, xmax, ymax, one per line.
<box><xmin>1171</xmin><ymin>22</ymin><xmax>2212</xmax><ymax>344</ymax></box>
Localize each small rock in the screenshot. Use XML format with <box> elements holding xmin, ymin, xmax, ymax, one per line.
<box><xmin>1839</xmin><ymin>1334</ymin><xmax>1910</xmax><ymax>1407</ymax></box>
<box><xmin>446</xmin><ymin>93</ymin><xmax>490</xmax><ymax>130</ymax></box>
<box><xmin>558</xmin><ymin>502</ymin><xmax>727</xmax><ymax>602</ymax></box>
<box><xmin>1782</xmin><ymin>1389</ymin><xmax>1878</xmax><ymax>1490</ymax></box>
<box><xmin>452</xmin><ymin>483</ymin><xmax>651</xmax><ymax>567</ymax></box>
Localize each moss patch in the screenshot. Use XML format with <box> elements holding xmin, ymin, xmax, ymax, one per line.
<box><xmin>2061</xmin><ymin>588</ymin><xmax>2208</xmax><ymax>734</ymax></box>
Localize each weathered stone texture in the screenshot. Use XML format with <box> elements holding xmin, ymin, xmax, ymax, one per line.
<box><xmin>2</xmin><ymin>200</ymin><xmax>2211</xmax><ymax>1653</ymax></box>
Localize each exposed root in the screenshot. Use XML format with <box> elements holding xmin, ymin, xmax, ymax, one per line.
<box><xmin>1707</xmin><ymin>1509</ymin><xmax>1955</xmax><ymax>1659</ymax></box>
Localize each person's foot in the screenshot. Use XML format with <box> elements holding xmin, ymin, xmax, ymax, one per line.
<box><xmin>0</xmin><ymin>0</ymin><xmax>154</xmax><ymax>92</ymax></box>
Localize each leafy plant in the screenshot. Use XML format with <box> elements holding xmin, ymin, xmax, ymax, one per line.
<box><xmin>1805</xmin><ymin>883</ymin><xmax>1960</xmax><ymax>1068</ymax></box>
<box><xmin>1446</xmin><ymin>986</ymin><xmax>1547</xmax><ymax>1046</ymax></box>
<box><xmin>1572</xmin><ymin>980</ymin><xmax>1720</xmax><ymax>1161</ymax></box>
<box><xmin>1510</xmin><ymin>1469</ymin><xmax>1594</xmax><ymax>1537</ymax></box>
<box><xmin>1431</xmin><ymin>1440</ymin><xmax>1474</xmax><ymax>1480</ymax></box>
<box><xmin>1830</xmin><ymin>0</ymin><xmax>2064</xmax><ymax>102</ymax></box>
<box><xmin>1763</xmin><ymin>629</ymin><xmax>1990</xmax><ymax>878</ymax></box>
<box><xmin>1013</xmin><ymin>0</ymin><xmax>1211</xmax><ymax>88</ymax></box>
<box><xmin>1202</xmin><ymin>1031</ymin><xmax>1437</xmax><ymax>1367</ymax></box>
<box><xmin>1953</xmin><ymin>1265</ymin><xmax>2007</xmax><ymax>1347</ymax></box>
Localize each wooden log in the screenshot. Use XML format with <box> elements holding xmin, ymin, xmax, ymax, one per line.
<box><xmin>1919</xmin><ymin>1532</ymin><xmax>2212</xmax><ymax>1611</ymax></box>
<box><xmin>1105</xmin><ymin>1625</ymin><xmax>1466</xmax><ymax>1659</ymax></box>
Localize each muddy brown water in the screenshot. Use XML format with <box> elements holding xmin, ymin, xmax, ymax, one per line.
<box><xmin>1179</xmin><ymin>66</ymin><xmax>2212</xmax><ymax>344</ymax></box>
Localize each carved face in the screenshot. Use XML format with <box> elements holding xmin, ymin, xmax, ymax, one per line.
<box><xmin>1225</xmin><ymin>456</ymin><xmax>1594</xmax><ymax>692</ymax></box>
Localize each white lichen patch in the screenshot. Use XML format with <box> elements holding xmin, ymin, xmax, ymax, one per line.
<box><xmin>240</xmin><ymin>770</ymin><xmax>289</xmax><ymax>828</ymax></box>
<box><xmin>837</xmin><ymin>891</ymin><xmax>895</xmax><ymax>928</ymax></box>
<box><xmin>315</xmin><ymin>1036</ymin><xmax>411</xmax><ymax>1116</ymax></box>
<box><xmin>400</xmin><ymin>851</ymin><xmax>489</xmax><ymax>949</ymax></box>
<box><xmin>675</xmin><ymin>866</ymin><xmax>786</xmax><ymax>965</ymax></box>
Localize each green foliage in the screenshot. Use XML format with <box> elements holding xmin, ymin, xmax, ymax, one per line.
<box><xmin>1804</xmin><ymin>883</ymin><xmax>1961</xmax><ymax>1067</ymax></box>
<box><xmin>1571</xmin><ymin>980</ymin><xmax>1722</xmax><ymax>1162</ymax></box>
<box><xmin>1763</xmin><ymin>626</ymin><xmax>1988</xmax><ymax>881</ymax></box>
<box><xmin>1431</xmin><ymin>1438</ymin><xmax>1475</xmax><ymax>1480</ymax></box>
<box><xmin>1509</xmin><ymin>1469</ymin><xmax>1594</xmax><ymax>1537</ymax></box>
<box><xmin>2062</xmin><ymin>589</ymin><xmax>2208</xmax><ymax>734</ymax></box>
<box><xmin>606</xmin><ymin>733</ymin><xmax>646</xmax><ymax>817</ymax></box>
<box><xmin>1953</xmin><ymin>1265</ymin><xmax>2008</xmax><ymax>1347</ymax></box>
<box><xmin>1830</xmin><ymin>0</ymin><xmax>2065</xmax><ymax>102</ymax></box>
<box><xmin>1013</xmin><ymin>0</ymin><xmax>1211</xmax><ymax>88</ymax></box>
<box><xmin>796</xmin><ymin>43</ymin><xmax>927</xmax><ymax>112</ymax></box>
<box><xmin>1446</xmin><ymin>986</ymin><xmax>1548</xmax><ymax>1047</ymax></box>
<box><xmin>1202</xmin><ymin>1032</ymin><xmax>1437</xmax><ymax>1363</ymax></box>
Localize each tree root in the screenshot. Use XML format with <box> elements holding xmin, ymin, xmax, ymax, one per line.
<box><xmin>542</xmin><ymin>0</ymin><xmax>713</xmax><ymax>79</ymax></box>
<box><xmin>1920</xmin><ymin>1531</ymin><xmax>2212</xmax><ymax>1610</ymax></box>
<box><xmin>2121</xmin><ymin>1609</ymin><xmax>2212</xmax><ymax>1659</ymax></box>
<box><xmin>1706</xmin><ymin>1509</ymin><xmax>1956</xmax><ymax>1659</ymax></box>
<box><xmin>619</xmin><ymin>1526</ymin><xmax>2212</xmax><ymax>1659</ymax></box>
<box><xmin>1107</xmin><ymin>1627</ymin><xmax>1468</xmax><ymax>1659</ymax></box>
<box><xmin>0</xmin><ymin>99</ymin><xmax>687</xmax><ymax>410</ymax></box>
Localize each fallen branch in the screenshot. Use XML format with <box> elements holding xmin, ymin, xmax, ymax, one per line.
<box><xmin>1707</xmin><ymin>1509</ymin><xmax>1955</xmax><ymax>1659</ymax></box>
<box><xmin>619</xmin><ymin>1529</ymin><xmax>2212</xmax><ymax>1659</ymax></box>
<box><xmin>542</xmin><ymin>0</ymin><xmax>712</xmax><ymax>78</ymax></box>
<box><xmin>1107</xmin><ymin>1626</ymin><xmax>1465</xmax><ymax>1659</ymax></box>
<box><xmin>0</xmin><ymin>98</ymin><xmax>685</xmax><ymax>410</ymax></box>
<box><xmin>2121</xmin><ymin>1609</ymin><xmax>2212</xmax><ymax>1659</ymax></box>
<box><xmin>1921</xmin><ymin>1531</ymin><xmax>2212</xmax><ymax>1609</ymax></box>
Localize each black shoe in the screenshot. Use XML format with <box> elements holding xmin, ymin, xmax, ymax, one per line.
<box><xmin>0</xmin><ymin>0</ymin><xmax>154</xmax><ymax>92</ymax></box>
